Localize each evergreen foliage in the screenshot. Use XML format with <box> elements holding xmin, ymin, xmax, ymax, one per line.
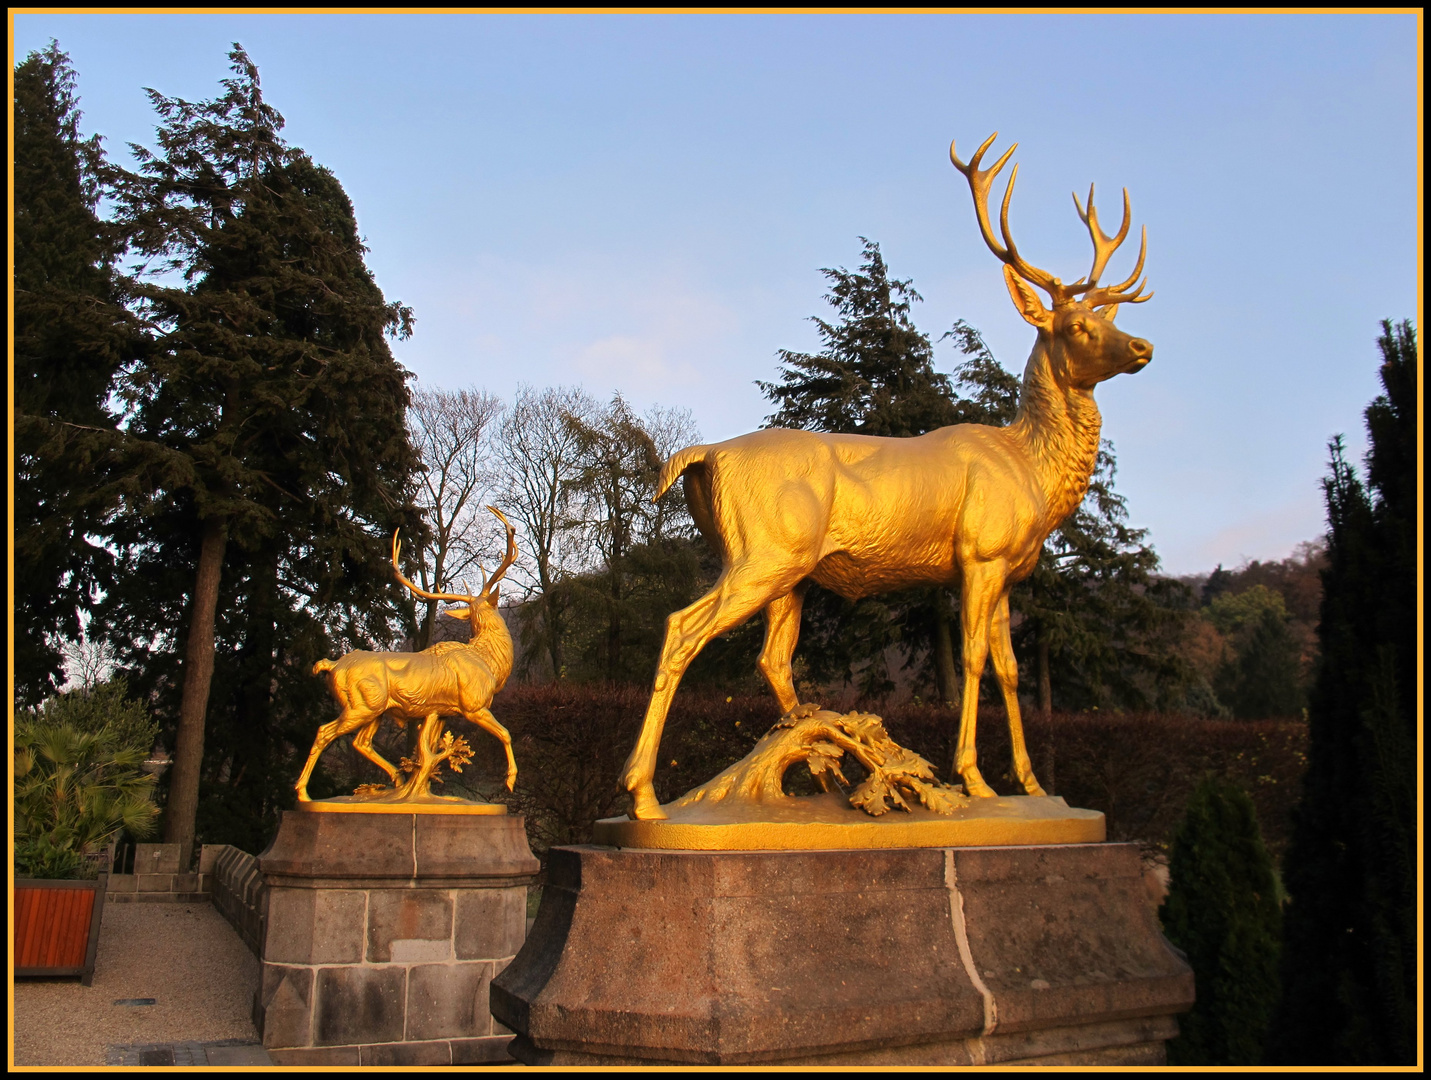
<box><xmin>1268</xmin><ymin>321</ymin><xmax>1417</xmax><ymax>1064</ymax></box>
<box><xmin>88</xmin><ymin>44</ymin><xmax>425</xmax><ymax>854</ymax></box>
<box><xmin>13</xmin><ymin>43</ymin><xmax>144</xmax><ymax>704</ymax></box>
<box><xmin>1160</xmin><ymin>775</ymin><xmax>1282</xmax><ymax>1064</ymax></box>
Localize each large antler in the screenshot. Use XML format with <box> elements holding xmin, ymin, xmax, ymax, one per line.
<box><xmin>476</xmin><ymin>506</ymin><xmax>518</xmax><ymax>600</ymax></box>
<box><xmin>950</xmin><ymin>133</ymin><xmax>1060</xmax><ymax>299</ymax></box>
<box><xmin>392</xmin><ymin>531</ymin><xmax>475</xmax><ymax>604</ymax></box>
<box><xmin>1070</xmin><ymin>183</ymin><xmax>1152</xmax><ymax>309</ymax></box>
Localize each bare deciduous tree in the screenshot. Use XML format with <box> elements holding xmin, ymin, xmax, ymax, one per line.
<box><xmin>494</xmin><ymin>385</ymin><xmax>598</xmax><ymax>678</ymax></box>
<box><xmin>409</xmin><ymin>387</ymin><xmax>504</xmax><ymax>648</ymax></box>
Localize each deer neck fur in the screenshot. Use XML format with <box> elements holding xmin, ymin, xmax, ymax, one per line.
<box><xmin>465</xmin><ymin>605</ymin><xmax>515</xmax><ymax>689</ymax></box>
<box><xmin>1005</xmin><ymin>340</ymin><xmax>1102</xmax><ymax>528</ymax></box>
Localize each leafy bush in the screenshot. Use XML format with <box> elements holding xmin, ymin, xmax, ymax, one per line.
<box><xmin>14</xmin><ymin>682</ymin><xmax>161</xmax><ymax>879</ymax></box>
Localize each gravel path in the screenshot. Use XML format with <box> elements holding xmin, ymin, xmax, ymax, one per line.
<box><xmin>14</xmin><ymin>901</ymin><xmax>259</xmax><ymax>1066</ymax></box>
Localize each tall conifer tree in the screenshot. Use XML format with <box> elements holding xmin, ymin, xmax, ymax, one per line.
<box><xmin>106</xmin><ymin>45</ymin><xmax>424</xmax><ymax>857</ymax></box>
<box><xmin>1268</xmin><ymin>320</ymin><xmax>1417</xmax><ymax>1064</ymax></box>
<box><xmin>13</xmin><ymin>42</ymin><xmax>144</xmax><ymax>703</ymax></box>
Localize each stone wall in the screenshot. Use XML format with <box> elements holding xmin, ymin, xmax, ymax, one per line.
<box><xmin>104</xmin><ymin>843</ymin><xmax>207</xmax><ymax>903</ymax></box>
<box><xmin>209</xmin><ymin>845</ymin><xmax>268</xmax><ymax>957</ymax></box>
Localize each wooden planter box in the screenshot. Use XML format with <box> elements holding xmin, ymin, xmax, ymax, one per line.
<box><xmin>15</xmin><ymin>874</ymin><xmax>108</xmax><ymax>985</ymax></box>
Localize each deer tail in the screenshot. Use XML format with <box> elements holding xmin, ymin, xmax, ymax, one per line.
<box><xmin>312</xmin><ymin>658</ymin><xmax>336</xmax><ymax>676</ymax></box>
<box><xmin>656</xmin><ymin>444</ymin><xmax>710</xmax><ymax>500</ymax></box>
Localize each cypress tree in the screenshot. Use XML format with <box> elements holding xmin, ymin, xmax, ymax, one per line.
<box><xmin>104</xmin><ymin>45</ymin><xmax>425</xmax><ymax>858</ymax></box>
<box><xmin>1160</xmin><ymin>774</ymin><xmax>1282</xmax><ymax>1065</ymax></box>
<box><xmin>1268</xmin><ymin>321</ymin><xmax>1417</xmax><ymax>1064</ymax></box>
<box><xmin>13</xmin><ymin>42</ymin><xmax>145</xmax><ymax>703</ymax></box>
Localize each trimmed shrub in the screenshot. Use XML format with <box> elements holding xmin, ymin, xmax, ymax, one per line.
<box><xmin>1160</xmin><ymin>775</ymin><xmax>1282</xmax><ymax>1064</ymax></box>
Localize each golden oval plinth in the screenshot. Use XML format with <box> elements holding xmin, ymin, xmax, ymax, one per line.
<box><xmin>297</xmin><ymin>796</ymin><xmax>507</xmax><ymax>815</ymax></box>
<box><xmin>593</xmin><ymin>792</ymin><xmax>1103</xmax><ymax>851</ymax></box>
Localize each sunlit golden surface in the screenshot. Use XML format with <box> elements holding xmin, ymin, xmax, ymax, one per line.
<box><xmin>621</xmin><ymin>133</ymin><xmax>1155</xmax><ymax>821</ymax></box>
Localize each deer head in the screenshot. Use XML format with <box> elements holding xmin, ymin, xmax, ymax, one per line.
<box><xmin>392</xmin><ymin>506</ymin><xmax>518</xmax><ymax>625</ymax></box>
<box><xmin>951</xmin><ymin>133</ymin><xmax>1153</xmax><ymax>390</ymax></box>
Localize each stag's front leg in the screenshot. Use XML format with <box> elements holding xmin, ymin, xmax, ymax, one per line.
<box><xmin>989</xmin><ymin>593</ymin><xmax>1046</xmax><ymax>796</ymax></box>
<box><xmin>623</xmin><ymin>567</ymin><xmax>778</xmax><ymax>820</ymax></box>
<box><xmin>953</xmin><ymin>561</ymin><xmax>1005</xmax><ymax>798</ymax></box>
<box><xmin>757</xmin><ymin>585</ymin><xmax>808</xmax><ymax>714</ymax></box>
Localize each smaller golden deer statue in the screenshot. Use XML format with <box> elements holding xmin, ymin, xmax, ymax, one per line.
<box><xmin>296</xmin><ymin>507</ymin><xmax>519</xmax><ymax>805</ymax></box>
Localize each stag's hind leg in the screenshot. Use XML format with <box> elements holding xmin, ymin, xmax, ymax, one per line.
<box><xmin>295</xmin><ymin>708</ymin><xmax>382</xmax><ymax>801</ymax></box>
<box><xmin>989</xmin><ymin>593</ymin><xmax>1045</xmax><ymax>796</ymax></box>
<box><xmin>623</xmin><ymin>563</ymin><xmax>795</xmax><ymax>820</ymax></box>
<box><xmin>757</xmin><ymin>584</ymin><xmax>808</xmax><ymax>714</ymax></box>
<box><xmin>465</xmin><ymin>707</ymin><xmax>518</xmax><ymax>792</ymax></box>
<box><xmin>350</xmin><ymin>717</ymin><xmax>403</xmax><ymax>787</ymax></box>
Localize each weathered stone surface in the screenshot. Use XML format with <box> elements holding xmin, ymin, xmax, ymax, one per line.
<box><xmin>452</xmin><ymin>1035</ymin><xmax>516</xmax><ymax>1063</ymax></box>
<box><xmin>313</xmin><ymin>965</ymin><xmax>406</xmax><ymax>1047</ymax></box>
<box><xmin>136</xmin><ymin>873</ymin><xmax>174</xmax><ymax>892</ymax></box>
<box><xmin>264</xmin><ymin>888</ymin><xmax>366</xmax><ymax>965</ymax></box>
<box><xmin>414</xmin><ymin>815</ymin><xmax>540</xmax><ymax>880</ymax></box>
<box><xmin>256</xmin><ymin>809</ymin><xmax>539</xmax><ymax>1059</ymax></box>
<box><xmin>405</xmin><ymin>962</ymin><xmax>493</xmax><ymax>1040</ymax></box>
<box><xmin>494</xmin><ymin>843</ymin><xmax>1193</xmax><ymax>1065</ymax></box>
<box><xmin>949</xmin><ymin>844</ymin><xmax>1192</xmax><ymax>1035</ymax></box>
<box><xmin>257</xmin><ymin>965</ymin><xmax>313</xmax><ymax>1048</ymax></box>
<box><xmin>268</xmin><ymin>1046</ymin><xmax>359</xmax><ymax>1065</ymax></box>
<box><xmin>260</xmin><ymin>811</ymin><xmax>538</xmax><ymax>887</ymax></box>
<box><xmin>135</xmin><ymin>843</ymin><xmax>181</xmax><ymax>874</ymax></box>
<box><xmin>366</xmin><ymin>890</ymin><xmax>453</xmax><ymax>963</ymax></box>
<box><xmin>360</xmin><ymin>1040</ymin><xmax>452</xmax><ymax>1065</ymax></box>
<box><xmin>108</xmin><ymin>875</ymin><xmax>136</xmax><ymax>893</ymax></box>
<box><xmin>454</xmin><ymin>887</ymin><xmax>526</xmax><ymax>960</ymax></box>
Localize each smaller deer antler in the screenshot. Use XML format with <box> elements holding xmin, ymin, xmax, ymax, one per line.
<box><xmin>950</xmin><ymin>133</ymin><xmax>1060</xmax><ymax>298</ymax></box>
<box><xmin>392</xmin><ymin>530</ymin><xmax>474</xmax><ymax>605</ymax></box>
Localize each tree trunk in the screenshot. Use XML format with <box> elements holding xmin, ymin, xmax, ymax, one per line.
<box><xmin>1037</xmin><ymin>626</ymin><xmax>1053</xmax><ymax>720</ymax></box>
<box><xmin>164</xmin><ymin>515</ymin><xmax>228</xmax><ymax>868</ymax></box>
<box><xmin>934</xmin><ymin>589</ymin><xmax>959</xmax><ymax>708</ymax></box>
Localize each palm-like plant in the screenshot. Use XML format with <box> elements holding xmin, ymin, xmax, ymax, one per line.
<box><xmin>14</xmin><ymin>720</ymin><xmax>160</xmax><ymax>879</ymax></box>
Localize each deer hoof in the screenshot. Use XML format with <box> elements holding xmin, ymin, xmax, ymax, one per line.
<box><xmin>962</xmin><ymin>770</ymin><xmax>997</xmax><ymax>798</ymax></box>
<box><xmin>506</xmin><ymin>772</ymin><xmax>517</xmax><ymax>792</ymax></box>
<box><xmin>1022</xmin><ymin>778</ymin><xmax>1047</xmax><ymax>797</ymax></box>
<box><xmin>628</xmin><ymin>784</ymin><xmax>668</xmax><ymax>821</ymax></box>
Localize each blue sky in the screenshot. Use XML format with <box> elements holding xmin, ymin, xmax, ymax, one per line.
<box><xmin>12</xmin><ymin>12</ymin><xmax>1420</xmax><ymax>574</ymax></box>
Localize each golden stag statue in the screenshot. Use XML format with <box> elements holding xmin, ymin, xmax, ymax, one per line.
<box><xmin>297</xmin><ymin>507</ymin><xmax>520</xmax><ymax>804</ymax></box>
<box><xmin>621</xmin><ymin>133</ymin><xmax>1155</xmax><ymax>821</ymax></box>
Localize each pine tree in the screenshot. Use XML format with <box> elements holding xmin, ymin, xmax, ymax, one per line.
<box><xmin>103</xmin><ymin>45</ymin><xmax>424</xmax><ymax>857</ymax></box>
<box><xmin>1268</xmin><ymin>321</ymin><xmax>1417</xmax><ymax>1064</ymax></box>
<box><xmin>1161</xmin><ymin>775</ymin><xmax>1282</xmax><ymax>1065</ymax></box>
<box><xmin>13</xmin><ymin>42</ymin><xmax>145</xmax><ymax>703</ymax></box>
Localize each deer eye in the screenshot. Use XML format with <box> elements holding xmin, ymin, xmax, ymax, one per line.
<box><xmin>1068</xmin><ymin>321</ymin><xmax>1087</xmax><ymax>336</ymax></box>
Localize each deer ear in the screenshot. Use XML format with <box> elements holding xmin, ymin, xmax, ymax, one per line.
<box><xmin>488</xmin><ymin>585</ymin><xmax>500</xmax><ymax>607</ymax></box>
<box><xmin>442</xmin><ymin>606</ymin><xmax>470</xmax><ymax>620</ymax></box>
<box><xmin>1004</xmin><ymin>265</ymin><xmax>1052</xmax><ymax>329</ymax></box>
<box><xmin>1097</xmin><ymin>303</ymin><xmax>1120</xmax><ymax>322</ymax></box>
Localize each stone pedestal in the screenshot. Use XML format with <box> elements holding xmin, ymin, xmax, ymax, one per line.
<box><xmin>492</xmin><ymin>842</ymin><xmax>1194</xmax><ymax>1065</ymax></box>
<box><xmin>255</xmin><ymin>810</ymin><xmax>539</xmax><ymax>1065</ymax></box>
